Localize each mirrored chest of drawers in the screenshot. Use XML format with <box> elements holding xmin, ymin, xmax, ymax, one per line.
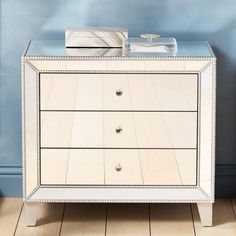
<box><xmin>22</xmin><ymin>40</ymin><xmax>216</xmax><ymax>226</ymax></box>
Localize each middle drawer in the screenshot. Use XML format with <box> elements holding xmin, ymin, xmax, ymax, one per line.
<box><xmin>41</xmin><ymin>111</ymin><xmax>197</xmax><ymax>148</ymax></box>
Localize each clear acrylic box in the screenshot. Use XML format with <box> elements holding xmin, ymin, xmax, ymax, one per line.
<box><xmin>123</xmin><ymin>34</ymin><xmax>177</xmax><ymax>56</ymax></box>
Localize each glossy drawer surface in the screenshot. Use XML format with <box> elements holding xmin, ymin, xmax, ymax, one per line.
<box><xmin>41</xmin><ymin>149</ymin><xmax>196</xmax><ymax>185</ymax></box>
<box><xmin>41</xmin><ymin>111</ymin><xmax>197</xmax><ymax>148</ymax></box>
<box><xmin>40</xmin><ymin>73</ymin><xmax>197</xmax><ymax>111</ymax></box>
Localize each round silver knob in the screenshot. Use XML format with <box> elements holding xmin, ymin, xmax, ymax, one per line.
<box><xmin>116</xmin><ymin>89</ymin><xmax>123</xmax><ymax>96</ymax></box>
<box><xmin>115</xmin><ymin>126</ymin><xmax>122</xmax><ymax>134</ymax></box>
<box><xmin>115</xmin><ymin>164</ymin><xmax>122</xmax><ymax>172</ymax></box>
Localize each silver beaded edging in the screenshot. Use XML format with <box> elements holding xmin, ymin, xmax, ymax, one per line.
<box><xmin>21</xmin><ymin>57</ymin><xmax>26</xmax><ymax>201</ymax></box>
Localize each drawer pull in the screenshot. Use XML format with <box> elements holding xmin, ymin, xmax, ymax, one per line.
<box><xmin>115</xmin><ymin>126</ymin><xmax>123</xmax><ymax>134</ymax></box>
<box><xmin>115</xmin><ymin>164</ymin><xmax>122</xmax><ymax>172</ymax></box>
<box><xmin>116</xmin><ymin>89</ymin><xmax>123</xmax><ymax>96</ymax></box>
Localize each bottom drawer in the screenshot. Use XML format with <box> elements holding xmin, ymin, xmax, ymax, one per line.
<box><xmin>40</xmin><ymin>149</ymin><xmax>197</xmax><ymax>186</ymax></box>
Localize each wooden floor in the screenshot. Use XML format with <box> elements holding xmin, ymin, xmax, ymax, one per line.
<box><xmin>1</xmin><ymin>199</ymin><xmax>236</xmax><ymax>235</ymax></box>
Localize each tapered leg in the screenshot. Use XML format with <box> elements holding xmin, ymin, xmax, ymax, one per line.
<box><xmin>197</xmin><ymin>203</ymin><xmax>213</xmax><ymax>226</ymax></box>
<box><xmin>24</xmin><ymin>202</ymin><xmax>40</xmax><ymax>226</ymax></box>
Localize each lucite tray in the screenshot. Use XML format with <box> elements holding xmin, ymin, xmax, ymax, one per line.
<box><xmin>123</xmin><ymin>34</ymin><xmax>177</xmax><ymax>56</ymax></box>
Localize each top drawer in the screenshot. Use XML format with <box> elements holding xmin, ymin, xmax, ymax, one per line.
<box><xmin>40</xmin><ymin>73</ymin><xmax>197</xmax><ymax>111</ymax></box>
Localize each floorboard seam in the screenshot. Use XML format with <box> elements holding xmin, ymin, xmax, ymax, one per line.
<box><xmin>58</xmin><ymin>203</ymin><xmax>66</xmax><ymax>236</ymax></box>
<box><xmin>230</xmin><ymin>199</ymin><xmax>236</xmax><ymax>219</ymax></box>
<box><xmin>104</xmin><ymin>203</ymin><xmax>109</xmax><ymax>236</ymax></box>
<box><xmin>190</xmin><ymin>204</ymin><xmax>197</xmax><ymax>236</ymax></box>
<box><xmin>149</xmin><ymin>204</ymin><xmax>151</xmax><ymax>236</ymax></box>
<box><xmin>13</xmin><ymin>202</ymin><xmax>24</xmax><ymax>236</ymax></box>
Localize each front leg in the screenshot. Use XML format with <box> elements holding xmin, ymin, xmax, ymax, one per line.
<box><xmin>24</xmin><ymin>202</ymin><xmax>40</xmax><ymax>226</ymax></box>
<box><xmin>197</xmin><ymin>203</ymin><xmax>213</xmax><ymax>226</ymax></box>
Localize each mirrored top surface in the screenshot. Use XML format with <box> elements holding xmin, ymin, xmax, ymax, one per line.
<box><xmin>25</xmin><ymin>40</ymin><xmax>214</xmax><ymax>57</ymax></box>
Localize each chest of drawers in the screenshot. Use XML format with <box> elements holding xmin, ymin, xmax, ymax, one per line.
<box><xmin>22</xmin><ymin>40</ymin><xmax>216</xmax><ymax>226</ymax></box>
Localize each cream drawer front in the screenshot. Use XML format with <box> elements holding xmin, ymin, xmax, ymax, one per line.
<box><xmin>105</xmin><ymin>149</ymin><xmax>196</xmax><ymax>185</ymax></box>
<box><xmin>40</xmin><ymin>73</ymin><xmax>197</xmax><ymax>111</ymax></box>
<box><xmin>40</xmin><ymin>74</ymin><xmax>103</xmax><ymax>110</ymax></box>
<box><xmin>41</xmin><ymin>112</ymin><xmax>197</xmax><ymax>148</ymax></box>
<box><xmin>40</xmin><ymin>149</ymin><xmax>196</xmax><ymax>186</ymax></box>
<box><xmin>41</xmin><ymin>112</ymin><xmax>137</xmax><ymax>148</ymax></box>
<box><xmin>134</xmin><ymin>112</ymin><xmax>197</xmax><ymax>148</ymax></box>
<box><xmin>129</xmin><ymin>74</ymin><xmax>197</xmax><ymax>111</ymax></box>
<box><xmin>41</xmin><ymin>112</ymin><xmax>103</xmax><ymax>148</ymax></box>
<box><xmin>103</xmin><ymin>112</ymin><xmax>137</xmax><ymax>148</ymax></box>
<box><xmin>41</xmin><ymin>149</ymin><xmax>104</xmax><ymax>185</ymax></box>
<box><xmin>104</xmin><ymin>149</ymin><xmax>143</xmax><ymax>185</ymax></box>
<box><xmin>102</xmin><ymin>74</ymin><xmax>132</xmax><ymax>110</ymax></box>
<box><xmin>139</xmin><ymin>149</ymin><xmax>197</xmax><ymax>185</ymax></box>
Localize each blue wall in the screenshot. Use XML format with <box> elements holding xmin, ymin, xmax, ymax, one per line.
<box><xmin>1</xmin><ymin>0</ymin><xmax>236</xmax><ymax>196</ymax></box>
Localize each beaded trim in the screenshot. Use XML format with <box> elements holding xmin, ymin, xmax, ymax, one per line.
<box><xmin>21</xmin><ymin>57</ymin><xmax>26</xmax><ymax>200</ymax></box>
<box><xmin>24</xmin><ymin>56</ymin><xmax>214</xmax><ymax>61</ymax></box>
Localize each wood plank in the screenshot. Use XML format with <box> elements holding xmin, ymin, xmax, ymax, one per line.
<box><xmin>231</xmin><ymin>199</ymin><xmax>236</xmax><ymax>217</ymax></box>
<box><xmin>193</xmin><ymin>199</ymin><xmax>236</xmax><ymax>235</ymax></box>
<box><xmin>15</xmin><ymin>203</ymin><xmax>64</xmax><ymax>236</ymax></box>
<box><xmin>150</xmin><ymin>203</ymin><xmax>195</xmax><ymax>235</ymax></box>
<box><xmin>60</xmin><ymin>203</ymin><xmax>106</xmax><ymax>236</ymax></box>
<box><xmin>106</xmin><ymin>204</ymin><xmax>149</xmax><ymax>236</ymax></box>
<box><xmin>0</xmin><ymin>198</ymin><xmax>23</xmax><ymax>236</ymax></box>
